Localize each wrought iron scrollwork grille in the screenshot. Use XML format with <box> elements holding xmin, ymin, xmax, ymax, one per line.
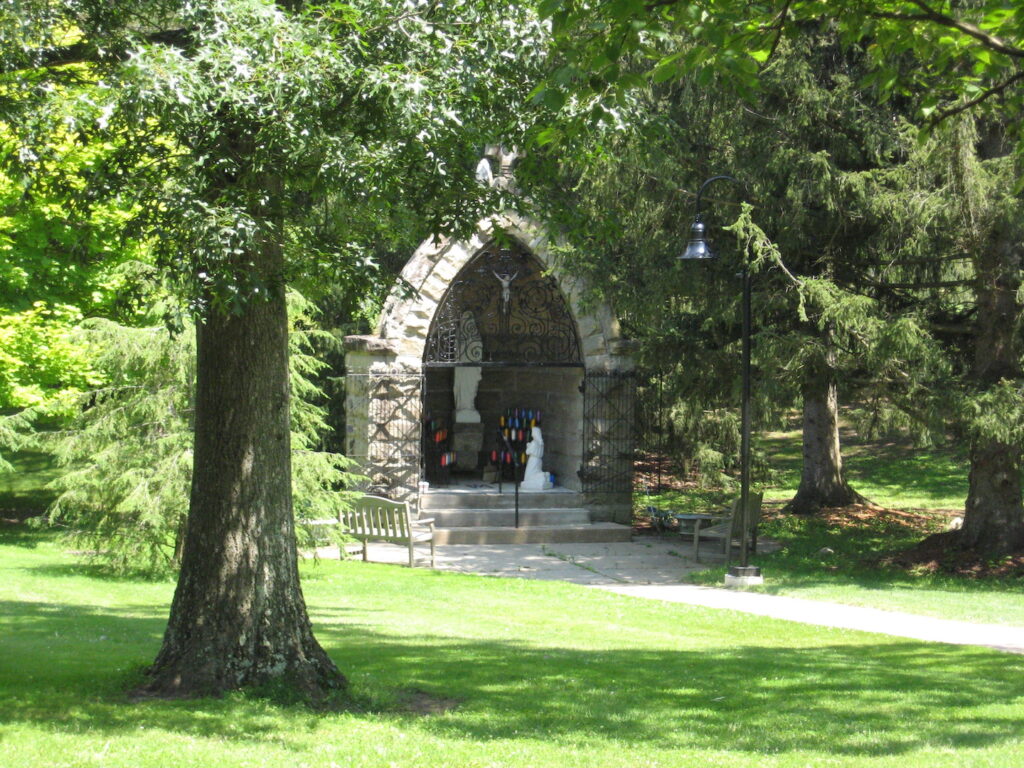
<box><xmin>424</xmin><ymin>241</ymin><xmax>582</xmax><ymax>366</ymax></box>
<box><xmin>580</xmin><ymin>371</ymin><xmax>636</xmax><ymax>493</ymax></box>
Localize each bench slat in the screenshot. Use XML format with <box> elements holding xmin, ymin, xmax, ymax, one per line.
<box><xmin>338</xmin><ymin>495</ymin><xmax>434</xmax><ymax>568</ymax></box>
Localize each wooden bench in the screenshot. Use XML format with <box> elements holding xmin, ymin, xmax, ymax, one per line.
<box><xmin>341</xmin><ymin>495</ymin><xmax>435</xmax><ymax>568</ymax></box>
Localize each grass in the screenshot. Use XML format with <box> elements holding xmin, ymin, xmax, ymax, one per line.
<box><xmin>644</xmin><ymin>427</ymin><xmax>1024</xmax><ymax>624</ymax></box>
<box><xmin>0</xmin><ymin>448</ymin><xmax>61</xmax><ymax>520</ymax></box>
<box><xmin>759</xmin><ymin>426</ymin><xmax>968</xmax><ymax>511</ymax></box>
<box><xmin>3</xmin><ymin>528</ymin><xmax>1024</xmax><ymax>768</ymax></box>
<box><xmin>688</xmin><ymin>512</ymin><xmax>1024</xmax><ymax>626</ymax></box>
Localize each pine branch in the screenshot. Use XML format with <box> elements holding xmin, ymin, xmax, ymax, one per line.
<box><xmin>865</xmin><ymin>278</ymin><xmax>973</xmax><ymax>289</ymax></box>
<box><xmin>929</xmin><ymin>322</ymin><xmax>974</xmax><ymax>334</ymax></box>
<box><xmin>761</xmin><ymin>0</ymin><xmax>793</xmax><ymax>68</ymax></box>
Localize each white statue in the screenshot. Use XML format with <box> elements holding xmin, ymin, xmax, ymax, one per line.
<box><xmin>475</xmin><ymin>157</ymin><xmax>494</xmax><ymax>187</ymax></box>
<box><xmin>454</xmin><ymin>367</ymin><xmax>482</xmax><ymax>423</ymax></box>
<box><xmin>493</xmin><ymin>268</ymin><xmax>518</xmax><ymax>314</ymax></box>
<box><xmin>520</xmin><ymin>426</ymin><xmax>552</xmax><ymax>490</ymax></box>
<box><xmin>454</xmin><ymin>311</ymin><xmax>482</xmax><ymax>423</ymax></box>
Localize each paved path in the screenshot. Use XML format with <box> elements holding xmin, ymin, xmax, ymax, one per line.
<box><xmin>598</xmin><ymin>583</ymin><xmax>1024</xmax><ymax>654</ymax></box>
<box><xmin>339</xmin><ymin>539</ymin><xmax>1024</xmax><ymax>655</ymax></box>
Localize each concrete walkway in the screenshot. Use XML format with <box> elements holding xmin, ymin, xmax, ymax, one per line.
<box><xmin>329</xmin><ymin>538</ymin><xmax>1024</xmax><ymax>655</ymax></box>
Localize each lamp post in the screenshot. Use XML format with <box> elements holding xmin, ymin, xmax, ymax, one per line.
<box><xmin>679</xmin><ymin>175</ymin><xmax>763</xmax><ymax>587</ymax></box>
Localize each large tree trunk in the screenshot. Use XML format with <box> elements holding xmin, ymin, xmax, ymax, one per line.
<box><xmin>961</xmin><ymin>214</ymin><xmax>1024</xmax><ymax>554</ymax></box>
<box><xmin>136</xmin><ymin>242</ymin><xmax>345</xmax><ymax>699</ymax></box>
<box><xmin>786</xmin><ymin>347</ymin><xmax>867</xmax><ymax>514</ymax></box>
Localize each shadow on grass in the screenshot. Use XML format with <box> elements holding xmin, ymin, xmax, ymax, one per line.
<box><xmin>325</xmin><ymin>630</ymin><xmax>1024</xmax><ymax>756</ymax></box>
<box><xmin>0</xmin><ymin>449</ymin><xmax>62</xmax><ymax>520</ymax></box>
<box><xmin>0</xmin><ymin>522</ymin><xmax>48</xmax><ymax>548</ymax></box>
<box><xmin>28</xmin><ymin>561</ymin><xmax>178</xmax><ymax>583</ymax></box>
<box><xmin>2</xmin><ymin>598</ymin><xmax>1023</xmax><ymax>758</ymax></box>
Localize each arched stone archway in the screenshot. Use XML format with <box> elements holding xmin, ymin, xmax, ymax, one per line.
<box><xmin>344</xmin><ymin>213</ymin><xmax>636</xmax><ymax>524</ymax></box>
<box><xmin>423</xmin><ymin>240</ymin><xmax>582</xmax><ymax>366</ymax></box>
<box><xmin>373</xmin><ymin>212</ymin><xmax>627</xmax><ymax>368</ymax></box>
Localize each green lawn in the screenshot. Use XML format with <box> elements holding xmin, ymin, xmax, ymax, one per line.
<box><xmin>687</xmin><ymin>512</ymin><xmax>1024</xmax><ymax>626</ymax></box>
<box><xmin>3</xmin><ymin>529</ymin><xmax>1024</xmax><ymax>768</ymax></box>
<box><xmin>760</xmin><ymin>427</ymin><xmax>968</xmax><ymax>511</ymax></box>
<box><xmin>644</xmin><ymin>428</ymin><xmax>1024</xmax><ymax>624</ymax></box>
<box><xmin>0</xmin><ymin>448</ymin><xmax>61</xmax><ymax>521</ymax></box>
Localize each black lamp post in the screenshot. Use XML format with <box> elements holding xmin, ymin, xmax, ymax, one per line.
<box><xmin>679</xmin><ymin>175</ymin><xmax>762</xmax><ymax>585</ymax></box>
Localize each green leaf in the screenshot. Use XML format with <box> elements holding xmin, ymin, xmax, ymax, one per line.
<box><xmin>651</xmin><ymin>52</ymin><xmax>683</xmax><ymax>84</ymax></box>
<box><xmin>971</xmin><ymin>47</ymin><xmax>992</xmax><ymax>66</ymax></box>
<box><xmin>535</xmin><ymin>127</ymin><xmax>560</xmax><ymax>146</ymax></box>
<box><xmin>542</xmin><ymin>88</ymin><xmax>566</xmax><ymax>111</ymax></box>
<box><xmin>608</xmin><ymin>0</ymin><xmax>645</xmax><ymax>22</ymax></box>
<box><xmin>537</xmin><ymin>0</ymin><xmax>564</xmax><ymax>19</ymax></box>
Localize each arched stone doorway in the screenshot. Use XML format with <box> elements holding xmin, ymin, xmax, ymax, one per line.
<box><xmin>344</xmin><ymin>213</ymin><xmax>636</xmax><ymax>525</ymax></box>
<box><xmin>422</xmin><ymin>237</ymin><xmax>584</xmax><ymax>492</ymax></box>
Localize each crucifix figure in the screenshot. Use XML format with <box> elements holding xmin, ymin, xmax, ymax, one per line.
<box><xmin>493</xmin><ymin>268</ymin><xmax>518</xmax><ymax>315</ymax></box>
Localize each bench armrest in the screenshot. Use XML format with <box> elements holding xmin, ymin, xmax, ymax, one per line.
<box><xmin>414</xmin><ymin>517</ymin><xmax>435</xmax><ymax>526</ymax></box>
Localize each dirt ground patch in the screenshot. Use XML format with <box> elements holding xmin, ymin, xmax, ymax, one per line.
<box><xmin>815</xmin><ymin>503</ymin><xmax>940</xmax><ymax>531</ymax></box>
<box><xmin>397</xmin><ymin>690</ymin><xmax>460</xmax><ymax>716</ymax></box>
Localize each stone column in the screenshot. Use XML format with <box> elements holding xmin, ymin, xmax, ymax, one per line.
<box><xmin>344</xmin><ymin>336</ymin><xmax>421</xmax><ymax>504</ymax></box>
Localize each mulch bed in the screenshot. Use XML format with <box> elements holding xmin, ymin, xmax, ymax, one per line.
<box><xmin>633</xmin><ymin>452</ymin><xmax>695</xmax><ymax>493</ymax></box>
<box><xmin>881</xmin><ymin>529</ymin><xmax>1024</xmax><ymax>579</ymax></box>
<box><xmin>816</xmin><ymin>503</ymin><xmax>935</xmax><ymax>528</ymax></box>
<box><xmin>798</xmin><ymin>504</ymin><xmax>1024</xmax><ymax>578</ymax></box>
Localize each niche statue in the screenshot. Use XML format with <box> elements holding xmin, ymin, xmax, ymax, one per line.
<box><xmin>520</xmin><ymin>426</ymin><xmax>553</xmax><ymax>490</ymax></box>
<box><xmin>454</xmin><ymin>311</ymin><xmax>482</xmax><ymax>423</ymax></box>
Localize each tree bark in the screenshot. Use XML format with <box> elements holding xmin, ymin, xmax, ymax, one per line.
<box><xmin>136</xmin><ymin>241</ymin><xmax>345</xmax><ymax>699</ymax></box>
<box><xmin>786</xmin><ymin>347</ymin><xmax>868</xmax><ymax>514</ymax></box>
<box><xmin>961</xmin><ymin>213</ymin><xmax>1024</xmax><ymax>554</ymax></box>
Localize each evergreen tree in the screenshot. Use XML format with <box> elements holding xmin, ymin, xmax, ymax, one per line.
<box><xmin>535</xmin><ymin>0</ymin><xmax>1024</xmax><ymax>551</ymax></box>
<box><xmin>526</xmin><ymin>31</ymin><xmax>944</xmax><ymax>513</ymax></box>
<box><xmin>44</xmin><ymin>293</ymin><xmax>356</xmax><ymax>576</ymax></box>
<box><xmin>925</xmin><ymin>119</ymin><xmax>1024</xmax><ymax>553</ymax></box>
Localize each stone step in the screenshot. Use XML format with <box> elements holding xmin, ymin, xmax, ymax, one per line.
<box><xmin>420</xmin><ymin>490</ymin><xmax>583</xmax><ymax>511</ymax></box>
<box><xmin>426</xmin><ymin>507</ymin><xmax>591</xmax><ymax>528</ymax></box>
<box><xmin>433</xmin><ymin>523</ymin><xmax>633</xmax><ymax>545</ymax></box>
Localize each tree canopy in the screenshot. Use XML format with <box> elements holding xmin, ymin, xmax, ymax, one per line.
<box><xmin>3</xmin><ymin>0</ymin><xmax>553</xmax><ymax>699</ymax></box>
<box><xmin>534</xmin><ymin>1</ymin><xmax>1024</xmax><ymax>161</ymax></box>
<box><xmin>527</xmin><ymin>0</ymin><xmax>1024</xmax><ymax>550</ymax></box>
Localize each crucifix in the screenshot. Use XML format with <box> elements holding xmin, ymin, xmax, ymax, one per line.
<box><xmin>493</xmin><ymin>268</ymin><xmax>518</xmax><ymax>316</ymax></box>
